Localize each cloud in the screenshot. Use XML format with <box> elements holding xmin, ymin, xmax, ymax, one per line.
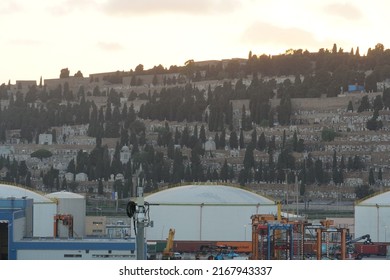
<box><xmin>0</xmin><ymin>1</ymin><xmax>22</xmax><ymax>15</ymax></box>
<box><xmin>9</xmin><ymin>39</ymin><xmax>42</xmax><ymax>46</ymax></box>
<box><xmin>101</xmin><ymin>0</ymin><xmax>240</xmax><ymax>16</ymax></box>
<box><xmin>243</xmin><ymin>22</ymin><xmax>320</xmax><ymax>48</ymax></box>
<box><xmin>97</xmin><ymin>41</ymin><xmax>124</xmax><ymax>51</ymax></box>
<box><xmin>47</xmin><ymin>0</ymin><xmax>98</xmax><ymax>16</ymax></box>
<box><xmin>324</xmin><ymin>2</ymin><xmax>362</xmax><ymax>21</ymax></box>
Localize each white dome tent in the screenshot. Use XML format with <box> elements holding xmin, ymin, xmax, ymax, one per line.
<box><xmin>0</xmin><ymin>183</ymin><xmax>56</xmax><ymax>237</ymax></box>
<box><xmin>145</xmin><ymin>184</ymin><xmax>277</xmax><ymax>241</ymax></box>
<box><xmin>355</xmin><ymin>191</ymin><xmax>390</xmax><ymax>242</ymax></box>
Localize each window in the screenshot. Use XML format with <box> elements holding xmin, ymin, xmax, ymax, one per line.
<box><xmin>64</xmin><ymin>254</ymin><xmax>82</xmax><ymax>258</ymax></box>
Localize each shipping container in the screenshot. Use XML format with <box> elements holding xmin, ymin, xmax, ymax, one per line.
<box><xmin>354</xmin><ymin>243</ymin><xmax>387</xmax><ymax>256</ymax></box>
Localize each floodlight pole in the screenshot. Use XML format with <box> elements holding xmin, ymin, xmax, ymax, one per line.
<box><xmin>136</xmin><ymin>167</ymin><xmax>146</xmax><ymax>260</ymax></box>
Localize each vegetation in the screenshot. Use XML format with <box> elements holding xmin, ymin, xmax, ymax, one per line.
<box><xmin>2</xmin><ymin>42</ymin><xmax>390</xmax><ymax>198</ymax></box>
<box><xmin>31</xmin><ymin>149</ymin><xmax>53</xmax><ymax>160</ymax></box>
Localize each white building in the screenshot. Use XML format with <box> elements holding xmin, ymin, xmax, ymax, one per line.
<box><xmin>75</xmin><ymin>172</ymin><xmax>88</xmax><ymax>182</ymax></box>
<box><xmin>120</xmin><ymin>145</ymin><xmax>131</xmax><ymax>164</ymax></box>
<box><xmin>0</xmin><ymin>146</ymin><xmax>14</xmax><ymax>157</ymax></box>
<box><xmin>204</xmin><ymin>138</ymin><xmax>216</xmax><ymax>156</ymax></box>
<box><xmin>45</xmin><ymin>191</ymin><xmax>86</xmax><ymax>238</ymax></box>
<box><xmin>38</xmin><ymin>134</ymin><xmax>53</xmax><ymax>145</ymax></box>
<box><xmin>64</xmin><ymin>172</ymin><xmax>74</xmax><ymax>182</ymax></box>
<box><xmin>355</xmin><ymin>191</ymin><xmax>390</xmax><ymax>242</ymax></box>
<box><xmin>145</xmin><ymin>184</ymin><xmax>277</xmax><ymax>241</ymax></box>
<box><xmin>0</xmin><ymin>183</ymin><xmax>57</xmax><ymax>237</ymax></box>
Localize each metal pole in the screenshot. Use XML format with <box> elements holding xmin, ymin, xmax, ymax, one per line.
<box><xmin>295</xmin><ymin>172</ymin><xmax>299</xmax><ymax>217</ymax></box>
<box><xmin>199</xmin><ymin>203</ymin><xmax>204</xmax><ymax>241</ymax></box>
<box><xmin>376</xmin><ymin>204</ymin><xmax>379</xmax><ymax>242</ymax></box>
<box><xmin>136</xmin><ymin>168</ymin><xmax>146</xmax><ymax>260</ymax></box>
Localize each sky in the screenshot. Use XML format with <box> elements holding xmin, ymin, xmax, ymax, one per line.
<box><xmin>1</xmin><ymin>0</ymin><xmax>390</xmax><ymax>84</ymax></box>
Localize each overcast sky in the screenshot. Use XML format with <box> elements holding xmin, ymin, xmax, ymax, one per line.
<box><xmin>1</xmin><ymin>0</ymin><xmax>389</xmax><ymax>83</ymax></box>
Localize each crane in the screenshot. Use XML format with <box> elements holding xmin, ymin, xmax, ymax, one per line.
<box><xmin>162</xmin><ymin>228</ymin><xmax>176</xmax><ymax>260</ymax></box>
<box><xmin>346</xmin><ymin>234</ymin><xmax>373</xmax><ymax>245</ymax></box>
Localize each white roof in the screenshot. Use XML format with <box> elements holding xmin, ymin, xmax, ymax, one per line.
<box><xmin>146</xmin><ymin>184</ymin><xmax>274</xmax><ymax>205</ymax></box>
<box><xmin>357</xmin><ymin>190</ymin><xmax>390</xmax><ymax>205</ymax></box>
<box><xmin>0</xmin><ymin>183</ymin><xmax>53</xmax><ymax>203</ymax></box>
<box><xmin>46</xmin><ymin>191</ymin><xmax>85</xmax><ymax>199</ymax></box>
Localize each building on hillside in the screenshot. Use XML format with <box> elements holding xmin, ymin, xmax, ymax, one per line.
<box><xmin>38</xmin><ymin>133</ymin><xmax>53</xmax><ymax>145</ymax></box>
<box><xmin>0</xmin><ymin>145</ymin><xmax>14</xmax><ymax>157</ymax></box>
<box><xmin>120</xmin><ymin>145</ymin><xmax>131</xmax><ymax>164</ymax></box>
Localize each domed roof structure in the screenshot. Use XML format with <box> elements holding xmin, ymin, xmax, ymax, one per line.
<box><xmin>0</xmin><ymin>183</ymin><xmax>57</xmax><ymax>237</ymax></box>
<box><xmin>356</xmin><ymin>190</ymin><xmax>390</xmax><ymax>205</ymax></box>
<box><xmin>146</xmin><ymin>184</ymin><xmax>273</xmax><ymax>205</ymax></box>
<box><xmin>0</xmin><ymin>183</ymin><xmax>53</xmax><ymax>202</ymax></box>
<box><xmin>145</xmin><ymin>184</ymin><xmax>277</xmax><ymax>241</ymax></box>
<box><xmin>121</xmin><ymin>145</ymin><xmax>130</xmax><ymax>152</ymax></box>
<box><xmin>46</xmin><ymin>190</ymin><xmax>84</xmax><ymax>199</ymax></box>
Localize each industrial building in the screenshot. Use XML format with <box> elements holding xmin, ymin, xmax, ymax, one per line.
<box><xmin>0</xmin><ymin>183</ymin><xmax>56</xmax><ymax>237</ymax></box>
<box><xmin>355</xmin><ymin>190</ymin><xmax>390</xmax><ymax>242</ymax></box>
<box><xmin>2</xmin><ymin>181</ymin><xmax>390</xmax><ymax>260</ymax></box>
<box><xmin>0</xmin><ymin>183</ymin><xmax>137</xmax><ymax>260</ymax></box>
<box><xmin>45</xmin><ymin>191</ymin><xmax>86</xmax><ymax>238</ymax></box>
<box><xmin>145</xmin><ymin>184</ymin><xmax>277</xmax><ymax>241</ymax></box>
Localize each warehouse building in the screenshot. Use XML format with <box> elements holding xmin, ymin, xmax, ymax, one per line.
<box><xmin>0</xmin><ymin>183</ymin><xmax>137</xmax><ymax>260</ymax></box>
<box><xmin>355</xmin><ymin>190</ymin><xmax>390</xmax><ymax>242</ymax></box>
<box><xmin>145</xmin><ymin>184</ymin><xmax>277</xmax><ymax>241</ymax></box>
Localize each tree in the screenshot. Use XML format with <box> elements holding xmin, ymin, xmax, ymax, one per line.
<box><xmin>278</xmin><ymin>94</ymin><xmax>292</xmax><ymax>125</ymax></box>
<box><xmin>251</xmin><ymin>129</ymin><xmax>257</xmax><ymax>146</ymax></box>
<box><xmin>357</xmin><ymin>95</ymin><xmax>370</xmax><ymax>112</ymax></box>
<box><xmin>18</xmin><ymin>160</ymin><xmax>28</xmax><ymax>178</ymax></box>
<box><xmin>25</xmin><ymin>171</ymin><xmax>32</xmax><ymax>187</ymax></box>
<box><xmin>373</xmin><ymin>95</ymin><xmax>384</xmax><ymax>111</ymax></box>
<box><xmin>239</xmin><ymin>129</ymin><xmax>245</xmax><ymax>149</ymax></box>
<box><xmin>199</xmin><ymin>125</ymin><xmax>206</xmax><ymax>144</ymax></box>
<box><xmin>314</xmin><ymin>159</ymin><xmax>324</xmax><ymax>184</ymax></box>
<box><xmin>229</xmin><ymin>131</ymin><xmax>238</xmax><ymax>149</ymax></box>
<box><xmin>347</xmin><ymin>100</ymin><xmax>354</xmax><ymax>112</ymax></box>
<box><xmin>60</xmin><ymin>68</ymin><xmax>70</xmax><ymax>78</ymax></box>
<box><xmin>257</xmin><ymin>132</ymin><xmax>267</xmax><ymax>151</ymax></box>
<box><xmin>321</xmin><ymin>127</ymin><xmax>338</xmax><ymax>142</ymax></box>
<box><xmin>113</xmin><ymin>179</ymin><xmax>124</xmax><ymax>199</ymax></box>
<box><xmin>74</xmin><ymin>70</ymin><xmax>83</xmax><ymax>78</ymax></box>
<box><xmin>67</xmin><ymin>158</ymin><xmax>76</xmax><ymax>174</ymax></box>
<box><xmin>220</xmin><ymin>159</ymin><xmax>229</xmax><ymax>182</ymax></box>
<box><xmin>172</xmin><ymin>148</ymin><xmax>184</xmax><ymax>183</ymax></box>
<box><xmin>355</xmin><ymin>184</ymin><xmax>374</xmax><ymax>199</ymax></box>
<box><xmin>31</xmin><ymin>149</ymin><xmax>53</xmax><ymax>160</ymax></box>
<box><xmin>366</xmin><ymin>109</ymin><xmax>383</xmax><ymax>131</ymax></box>
<box><xmin>98</xmin><ymin>179</ymin><xmax>104</xmax><ymax>195</ymax></box>
<box><xmin>368</xmin><ymin>168</ymin><xmax>375</xmax><ymax>186</ymax></box>
<box><xmin>243</xmin><ymin>144</ymin><xmax>255</xmax><ymax>170</ymax></box>
<box><xmin>135</xmin><ymin>64</ymin><xmax>144</xmax><ymax>73</ymax></box>
<box><xmin>219</xmin><ymin>129</ymin><xmax>226</xmax><ymax>148</ymax></box>
<box><xmin>292</xmin><ymin>131</ymin><xmax>298</xmax><ymax>152</ymax></box>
